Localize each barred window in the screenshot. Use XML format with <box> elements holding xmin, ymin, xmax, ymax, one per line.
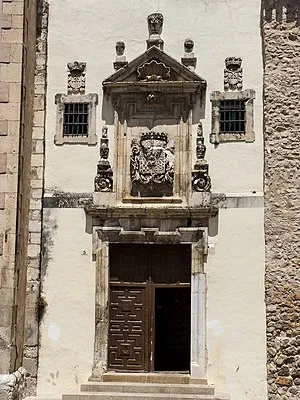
<box><xmin>63</xmin><ymin>103</ymin><xmax>89</xmax><ymax>137</ymax></box>
<box><xmin>220</xmin><ymin>100</ymin><xmax>246</xmax><ymax>133</ymax></box>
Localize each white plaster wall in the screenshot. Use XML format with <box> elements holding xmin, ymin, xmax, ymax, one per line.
<box><xmin>40</xmin><ymin>1</ymin><xmax>266</xmax><ymax>399</ymax></box>
<box><xmin>37</xmin><ymin>209</ymin><xmax>95</xmax><ymax>396</ymax></box>
<box><xmin>206</xmin><ymin>207</ymin><xmax>267</xmax><ymax>400</ymax></box>
<box><xmin>45</xmin><ymin>0</ymin><xmax>263</xmax><ymax>194</ymax></box>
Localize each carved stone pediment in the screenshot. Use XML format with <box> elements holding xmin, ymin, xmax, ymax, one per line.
<box><xmin>102</xmin><ymin>46</ymin><xmax>206</xmax><ymax>93</ymax></box>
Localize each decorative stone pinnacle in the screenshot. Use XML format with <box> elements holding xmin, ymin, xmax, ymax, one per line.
<box><xmin>181</xmin><ymin>38</ymin><xmax>197</xmax><ymax>71</ymax></box>
<box><xmin>184</xmin><ymin>38</ymin><xmax>194</xmax><ymax>53</ymax></box>
<box><xmin>114</xmin><ymin>41</ymin><xmax>128</xmax><ymax>71</ymax></box>
<box><xmin>146</xmin><ymin>12</ymin><xmax>164</xmax><ymax>50</ymax></box>
<box><xmin>116</xmin><ymin>41</ymin><xmax>125</xmax><ymax>56</ymax></box>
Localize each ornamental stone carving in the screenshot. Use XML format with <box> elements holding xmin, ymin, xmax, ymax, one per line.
<box><xmin>147</xmin><ymin>12</ymin><xmax>164</xmax><ymax>50</ymax></box>
<box><xmin>137</xmin><ymin>60</ymin><xmax>170</xmax><ymax>81</ymax></box>
<box><xmin>0</xmin><ymin>368</ymin><xmax>27</xmax><ymax>400</ymax></box>
<box><xmin>224</xmin><ymin>57</ymin><xmax>243</xmax><ymax>91</ymax></box>
<box><xmin>192</xmin><ymin>122</ymin><xmax>211</xmax><ymax>192</ymax></box>
<box><xmin>94</xmin><ymin>125</ymin><xmax>113</xmax><ymax>192</ymax></box>
<box><xmin>130</xmin><ymin>131</ymin><xmax>174</xmax><ymax>197</ymax></box>
<box><xmin>114</xmin><ymin>41</ymin><xmax>128</xmax><ymax>71</ymax></box>
<box><xmin>67</xmin><ymin>61</ymin><xmax>86</xmax><ymax>94</ymax></box>
<box><xmin>181</xmin><ymin>38</ymin><xmax>197</xmax><ymax>71</ymax></box>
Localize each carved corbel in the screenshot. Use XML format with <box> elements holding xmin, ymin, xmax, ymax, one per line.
<box><xmin>94</xmin><ymin>125</ymin><xmax>113</xmax><ymax>192</ymax></box>
<box><xmin>192</xmin><ymin>122</ymin><xmax>211</xmax><ymax>192</ymax></box>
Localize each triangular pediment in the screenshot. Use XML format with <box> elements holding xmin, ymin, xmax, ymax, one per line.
<box><xmin>103</xmin><ymin>46</ymin><xmax>206</xmax><ymax>87</ymax></box>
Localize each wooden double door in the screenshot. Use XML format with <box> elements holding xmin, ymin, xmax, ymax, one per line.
<box><xmin>108</xmin><ymin>244</ymin><xmax>191</xmax><ymax>372</ymax></box>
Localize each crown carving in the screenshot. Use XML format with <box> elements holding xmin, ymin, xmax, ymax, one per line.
<box><xmin>225</xmin><ymin>57</ymin><xmax>242</xmax><ymax>70</ymax></box>
<box><xmin>140</xmin><ymin>131</ymin><xmax>168</xmax><ymax>142</ymax></box>
<box><xmin>137</xmin><ymin>60</ymin><xmax>170</xmax><ymax>81</ymax></box>
<box><xmin>67</xmin><ymin>61</ymin><xmax>86</xmax><ymax>74</ymax></box>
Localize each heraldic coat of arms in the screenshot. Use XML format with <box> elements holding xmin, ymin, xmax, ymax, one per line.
<box><xmin>130</xmin><ymin>131</ymin><xmax>175</xmax><ymax>197</ymax></box>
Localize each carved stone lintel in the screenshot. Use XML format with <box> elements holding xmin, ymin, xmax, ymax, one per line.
<box><xmin>0</xmin><ymin>368</ymin><xmax>27</xmax><ymax>400</ymax></box>
<box><xmin>181</xmin><ymin>38</ymin><xmax>197</xmax><ymax>71</ymax></box>
<box><xmin>146</xmin><ymin>12</ymin><xmax>164</xmax><ymax>50</ymax></box>
<box><xmin>94</xmin><ymin>125</ymin><xmax>113</xmax><ymax>192</ymax></box>
<box><xmin>192</xmin><ymin>122</ymin><xmax>211</xmax><ymax>192</ymax></box>
<box><xmin>67</xmin><ymin>61</ymin><xmax>86</xmax><ymax>94</ymax></box>
<box><xmin>224</xmin><ymin>57</ymin><xmax>243</xmax><ymax>91</ymax></box>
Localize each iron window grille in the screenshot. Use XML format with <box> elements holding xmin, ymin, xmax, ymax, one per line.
<box><xmin>219</xmin><ymin>100</ymin><xmax>246</xmax><ymax>134</ymax></box>
<box><xmin>63</xmin><ymin>103</ymin><xmax>89</xmax><ymax>137</ymax></box>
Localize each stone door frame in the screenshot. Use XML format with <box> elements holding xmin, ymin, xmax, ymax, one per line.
<box><xmin>90</xmin><ymin>226</ymin><xmax>208</xmax><ymax>380</ymax></box>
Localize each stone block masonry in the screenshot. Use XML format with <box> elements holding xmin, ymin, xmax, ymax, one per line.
<box><xmin>262</xmin><ymin>1</ymin><xmax>300</xmax><ymax>399</ymax></box>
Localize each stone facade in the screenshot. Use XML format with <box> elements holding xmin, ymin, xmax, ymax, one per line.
<box><xmin>262</xmin><ymin>1</ymin><xmax>300</xmax><ymax>399</ymax></box>
<box><xmin>0</xmin><ymin>0</ymin><xmax>37</xmax><ymax>375</ymax></box>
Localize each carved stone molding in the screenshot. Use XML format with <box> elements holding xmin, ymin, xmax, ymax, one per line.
<box><xmin>0</xmin><ymin>368</ymin><xmax>27</xmax><ymax>400</ymax></box>
<box><xmin>67</xmin><ymin>61</ymin><xmax>86</xmax><ymax>95</ymax></box>
<box><xmin>224</xmin><ymin>57</ymin><xmax>243</xmax><ymax>91</ymax></box>
<box><xmin>192</xmin><ymin>122</ymin><xmax>211</xmax><ymax>192</ymax></box>
<box><xmin>94</xmin><ymin>125</ymin><xmax>113</xmax><ymax>192</ymax></box>
<box><xmin>137</xmin><ymin>60</ymin><xmax>170</xmax><ymax>81</ymax></box>
<box><xmin>210</xmin><ymin>89</ymin><xmax>255</xmax><ymax>143</ymax></box>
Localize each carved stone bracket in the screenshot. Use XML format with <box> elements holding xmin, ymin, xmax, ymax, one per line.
<box><xmin>192</xmin><ymin>122</ymin><xmax>211</xmax><ymax>192</ymax></box>
<box><xmin>224</xmin><ymin>57</ymin><xmax>243</xmax><ymax>91</ymax></box>
<box><xmin>0</xmin><ymin>368</ymin><xmax>27</xmax><ymax>400</ymax></box>
<box><xmin>94</xmin><ymin>125</ymin><xmax>113</xmax><ymax>192</ymax></box>
<box><xmin>67</xmin><ymin>61</ymin><xmax>86</xmax><ymax>94</ymax></box>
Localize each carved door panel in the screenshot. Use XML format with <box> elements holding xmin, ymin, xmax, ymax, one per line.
<box><xmin>108</xmin><ymin>244</ymin><xmax>191</xmax><ymax>372</ymax></box>
<box><xmin>108</xmin><ymin>286</ymin><xmax>149</xmax><ymax>371</ymax></box>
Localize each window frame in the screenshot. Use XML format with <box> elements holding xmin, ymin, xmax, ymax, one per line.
<box><xmin>210</xmin><ymin>89</ymin><xmax>255</xmax><ymax>144</ymax></box>
<box><xmin>54</xmin><ymin>93</ymin><xmax>98</xmax><ymax>145</ymax></box>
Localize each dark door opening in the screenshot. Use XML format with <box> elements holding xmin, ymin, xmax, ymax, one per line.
<box><xmin>155</xmin><ymin>287</ymin><xmax>191</xmax><ymax>371</ymax></box>
<box><xmin>108</xmin><ymin>244</ymin><xmax>191</xmax><ymax>372</ymax></box>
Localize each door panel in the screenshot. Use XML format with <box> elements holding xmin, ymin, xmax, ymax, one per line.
<box><xmin>108</xmin><ymin>286</ymin><xmax>148</xmax><ymax>371</ymax></box>
<box><xmin>108</xmin><ymin>244</ymin><xmax>191</xmax><ymax>372</ymax></box>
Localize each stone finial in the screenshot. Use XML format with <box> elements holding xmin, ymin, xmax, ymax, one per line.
<box><xmin>184</xmin><ymin>38</ymin><xmax>194</xmax><ymax>53</ymax></box>
<box><xmin>67</xmin><ymin>61</ymin><xmax>86</xmax><ymax>94</ymax></box>
<box><xmin>94</xmin><ymin>125</ymin><xmax>113</xmax><ymax>192</ymax></box>
<box><xmin>192</xmin><ymin>121</ymin><xmax>211</xmax><ymax>192</ymax></box>
<box><xmin>146</xmin><ymin>12</ymin><xmax>164</xmax><ymax>50</ymax></box>
<box><xmin>224</xmin><ymin>57</ymin><xmax>243</xmax><ymax>91</ymax></box>
<box><xmin>181</xmin><ymin>38</ymin><xmax>197</xmax><ymax>71</ymax></box>
<box><xmin>114</xmin><ymin>41</ymin><xmax>128</xmax><ymax>71</ymax></box>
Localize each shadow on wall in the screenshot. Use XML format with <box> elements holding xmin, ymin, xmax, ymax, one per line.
<box><xmin>262</xmin><ymin>0</ymin><xmax>299</xmax><ymax>25</ymax></box>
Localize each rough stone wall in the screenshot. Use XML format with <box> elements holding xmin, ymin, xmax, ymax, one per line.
<box><xmin>262</xmin><ymin>1</ymin><xmax>300</xmax><ymax>399</ymax></box>
<box><xmin>23</xmin><ymin>0</ymin><xmax>48</xmax><ymax>395</ymax></box>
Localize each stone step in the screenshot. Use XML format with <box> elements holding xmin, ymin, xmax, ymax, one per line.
<box><xmin>101</xmin><ymin>373</ymin><xmax>207</xmax><ymax>385</ymax></box>
<box><xmin>81</xmin><ymin>382</ymin><xmax>215</xmax><ymax>395</ymax></box>
<box><xmin>63</xmin><ymin>393</ymin><xmax>215</xmax><ymax>400</ymax></box>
